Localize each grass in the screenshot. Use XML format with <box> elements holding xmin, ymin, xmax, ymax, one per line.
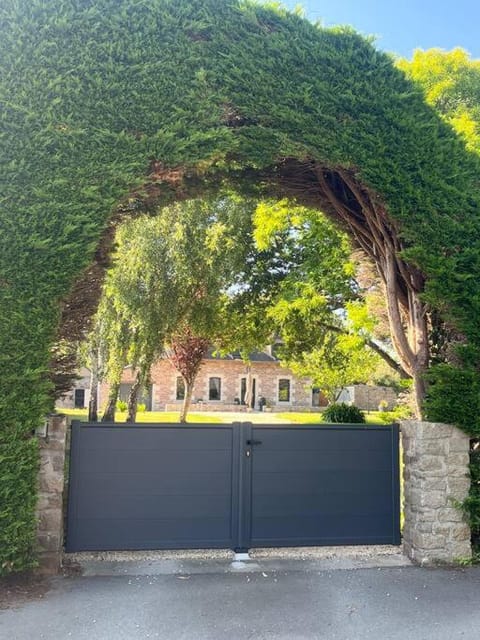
<box><xmin>58</xmin><ymin>408</ymin><xmax>222</xmax><ymax>424</ymax></box>
<box><xmin>276</xmin><ymin>412</ymin><xmax>326</xmax><ymax>424</ymax></box>
<box><xmin>276</xmin><ymin>410</ymin><xmax>393</xmax><ymax>425</ymax></box>
<box><xmin>58</xmin><ymin>408</ymin><xmax>396</xmax><ymax>425</ymax></box>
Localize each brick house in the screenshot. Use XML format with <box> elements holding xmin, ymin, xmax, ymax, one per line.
<box><xmin>108</xmin><ymin>349</ymin><xmax>327</xmax><ymax>412</ymax></box>
<box><xmin>58</xmin><ymin>349</ymin><xmax>327</xmax><ymax>412</ymax></box>
<box><xmin>57</xmin><ymin>351</ymin><xmax>399</xmax><ymax>413</ymax></box>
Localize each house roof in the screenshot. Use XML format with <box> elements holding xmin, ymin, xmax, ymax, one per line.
<box><xmin>205</xmin><ymin>348</ymin><xmax>278</xmax><ymax>363</ymax></box>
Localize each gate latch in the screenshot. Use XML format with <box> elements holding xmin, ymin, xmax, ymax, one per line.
<box><xmin>246</xmin><ymin>439</ymin><xmax>262</xmax><ymax>446</ymax></box>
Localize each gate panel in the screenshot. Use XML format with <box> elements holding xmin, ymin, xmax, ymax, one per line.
<box><xmin>248</xmin><ymin>424</ymin><xmax>400</xmax><ymax>547</ymax></box>
<box><xmin>66</xmin><ymin>422</ymin><xmax>239</xmax><ymax>551</ymax></box>
<box><xmin>67</xmin><ymin>421</ymin><xmax>400</xmax><ymax>552</ymax></box>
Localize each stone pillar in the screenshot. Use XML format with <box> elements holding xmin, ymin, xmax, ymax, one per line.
<box><xmin>401</xmin><ymin>421</ymin><xmax>471</xmax><ymax>565</ymax></box>
<box><xmin>36</xmin><ymin>414</ymin><xmax>68</xmax><ymax>574</ymax></box>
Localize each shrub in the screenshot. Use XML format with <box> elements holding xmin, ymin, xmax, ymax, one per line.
<box><xmin>0</xmin><ymin>439</ymin><xmax>40</xmax><ymax>576</ymax></box>
<box><xmin>323</xmin><ymin>403</ymin><xmax>366</xmax><ymax>424</ymax></box>
<box><xmin>116</xmin><ymin>400</ymin><xmax>127</xmax><ymax>412</ymax></box>
<box><xmin>137</xmin><ymin>403</ymin><xmax>146</xmax><ymax>413</ymax></box>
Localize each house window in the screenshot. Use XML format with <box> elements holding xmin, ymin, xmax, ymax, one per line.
<box><xmin>209</xmin><ymin>377</ymin><xmax>221</xmax><ymax>401</ymax></box>
<box><xmin>74</xmin><ymin>388</ymin><xmax>85</xmax><ymax>408</ymax></box>
<box><xmin>176</xmin><ymin>377</ymin><xmax>185</xmax><ymax>400</ymax></box>
<box><xmin>278</xmin><ymin>378</ymin><xmax>291</xmax><ymax>402</ymax></box>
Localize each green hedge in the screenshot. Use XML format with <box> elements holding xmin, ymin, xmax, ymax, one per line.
<box><xmin>0</xmin><ymin>439</ymin><xmax>39</xmax><ymax>575</ymax></box>
<box><xmin>2</xmin><ymin>0</ymin><xmax>480</xmax><ymax>571</ymax></box>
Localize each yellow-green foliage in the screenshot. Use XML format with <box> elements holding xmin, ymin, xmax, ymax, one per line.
<box><xmin>2</xmin><ymin>0</ymin><xmax>480</xmax><ymax>572</ymax></box>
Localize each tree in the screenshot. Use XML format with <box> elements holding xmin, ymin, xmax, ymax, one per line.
<box><xmin>251</xmin><ymin>199</ymin><xmax>407</xmax><ymax>396</ymax></box>
<box><xmin>166</xmin><ymin>327</ymin><xmax>209</xmax><ymax>423</ymax></box>
<box><xmin>94</xmin><ymin>196</ymin><xmax>259</xmax><ymax>422</ymax></box>
<box><xmin>282</xmin><ymin>309</ymin><xmax>385</xmax><ymax>402</ymax></box>
<box><xmin>397</xmin><ymin>48</ymin><xmax>480</xmax><ymax>153</ymax></box>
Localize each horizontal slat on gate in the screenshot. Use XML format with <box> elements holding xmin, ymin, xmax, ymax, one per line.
<box><xmin>253</xmin><ymin>492</ymin><xmax>390</xmax><ymax>517</ymax></box>
<box><xmin>76</xmin><ymin>472</ymin><xmax>231</xmax><ymax>496</ymax></box>
<box><xmin>252</xmin><ymin>449</ymin><xmax>391</xmax><ymax>472</ymax></box>
<box><xmin>76</xmin><ymin>427</ymin><xmax>232</xmax><ymax>450</ymax></box>
<box><xmin>252</xmin><ymin>470</ymin><xmax>392</xmax><ymax>494</ymax></box>
<box><xmin>66</xmin><ymin>423</ymin><xmax>237</xmax><ymax>551</ymax></box>
<box><xmin>77</xmin><ymin>448</ymin><xmax>232</xmax><ymax>473</ymax></box>
<box><xmin>72</xmin><ymin>517</ymin><xmax>233</xmax><ymax>549</ymax></box>
<box><xmin>250</xmin><ymin>428</ymin><xmax>391</xmax><ymax>451</ymax></box>
<box><xmin>76</xmin><ymin>494</ymin><xmax>231</xmax><ymax>518</ymax></box>
<box><xmin>249</xmin><ymin>424</ymin><xmax>400</xmax><ymax>547</ymax></box>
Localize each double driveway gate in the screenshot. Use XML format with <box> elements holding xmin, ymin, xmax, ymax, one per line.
<box><xmin>66</xmin><ymin>421</ymin><xmax>400</xmax><ymax>552</ymax></box>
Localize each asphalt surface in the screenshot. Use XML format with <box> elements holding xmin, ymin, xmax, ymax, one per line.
<box><xmin>1</xmin><ymin>556</ymin><xmax>480</xmax><ymax>640</ymax></box>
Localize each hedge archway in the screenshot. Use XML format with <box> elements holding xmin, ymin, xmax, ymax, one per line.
<box><xmin>2</xmin><ymin>0</ymin><xmax>480</xmax><ymax>573</ymax></box>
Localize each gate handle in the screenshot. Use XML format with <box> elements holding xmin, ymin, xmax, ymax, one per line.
<box><xmin>246</xmin><ymin>439</ymin><xmax>262</xmax><ymax>446</ymax></box>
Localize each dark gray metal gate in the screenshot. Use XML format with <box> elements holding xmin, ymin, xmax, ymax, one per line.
<box><xmin>66</xmin><ymin>421</ymin><xmax>400</xmax><ymax>552</ymax></box>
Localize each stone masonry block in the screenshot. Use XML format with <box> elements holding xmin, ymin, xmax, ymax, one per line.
<box><xmin>412</xmin><ymin>532</ymin><xmax>445</xmax><ymax>550</ymax></box>
<box><xmin>38</xmin><ymin>509</ymin><xmax>63</xmax><ymax>533</ymax></box>
<box><xmin>401</xmin><ymin>421</ymin><xmax>472</xmax><ymax>565</ymax></box>
<box><xmin>446</xmin><ymin>452</ymin><xmax>470</xmax><ymax>469</ymax></box>
<box><xmin>37</xmin><ymin>533</ymin><xmax>62</xmax><ymax>553</ymax></box>
<box><xmin>416</xmin><ymin>455</ymin><xmax>447</xmax><ymax>474</ymax></box>
<box><xmin>422</xmin><ymin>478</ymin><xmax>447</xmax><ymax>493</ymax></box>
<box><xmin>437</xmin><ymin>507</ymin><xmax>468</xmax><ymax>524</ymax></box>
<box><xmin>447</xmin><ymin>477</ymin><xmax>471</xmax><ymax>501</ymax></box>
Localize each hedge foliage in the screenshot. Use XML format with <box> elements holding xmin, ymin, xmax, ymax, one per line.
<box><xmin>0</xmin><ymin>439</ymin><xmax>39</xmax><ymax>575</ymax></box>
<box><xmin>2</xmin><ymin>0</ymin><xmax>480</xmax><ymax>571</ymax></box>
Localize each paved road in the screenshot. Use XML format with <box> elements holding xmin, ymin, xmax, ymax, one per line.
<box><xmin>2</xmin><ymin>557</ymin><xmax>480</xmax><ymax>640</ymax></box>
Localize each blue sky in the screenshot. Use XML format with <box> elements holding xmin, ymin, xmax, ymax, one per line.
<box><xmin>281</xmin><ymin>0</ymin><xmax>479</xmax><ymax>59</ymax></box>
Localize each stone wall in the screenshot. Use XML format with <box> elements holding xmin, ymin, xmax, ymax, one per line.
<box><xmin>36</xmin><ymin>414</ymin><xmax>68</xmax><ymax>574</ymax></box>
<box><xmin>401</xmin><ymin>421</ymin><xmax>471</xmax><ymax>565</ymax></box>
<box><xmin>337</xmin><ymin>384</ymin><xmax>397</xmax><ymax>411</ymax></box>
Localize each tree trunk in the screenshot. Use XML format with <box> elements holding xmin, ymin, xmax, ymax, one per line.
<box><xmin>179</xmin><ymin>380</ymin><xmax>194</xmax><ymax>423</ymax></box>
<box><xmin>88</xmin><ymin>349</ymin><xmax>99</xmax><ymax>422</ymax></box>
<box><xmin>102</xmin><ymin>382</ymin><xmax>120</xmax><ymax>422</ymax></box>
<box><xmin>312</xmin><ymin>167</ymin><xmax>430</xmax><ymax>418</ymax></box>
<box><xmin>412</xmin><ymin>367</ymin><xmax>427</xmax><ymax>420</ymax></box>
<box><xmin>126</xmin><ymin>372</ymin><xmax>142</xmax><ymax>423</ymax></box>
<box><xmin>383</xmin><ymin>253</ymin><xmax>429</xmax><ymax>418</ymax></box>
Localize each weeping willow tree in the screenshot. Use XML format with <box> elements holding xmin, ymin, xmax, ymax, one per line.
<box><xmin>2</xmin><ymin>0</ymin><xmax>480</xmax><ymax>573</ymax></box>
<box><xmin>90</xmin><ymin>196</ymin><xmax>256</xmax><ymax>422</ymax></box>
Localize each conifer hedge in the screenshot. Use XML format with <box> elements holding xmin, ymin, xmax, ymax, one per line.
<box><xmin>1</xmin><ymin>0</ymin><xmax>480</xmax><ymax>572</ymax></box>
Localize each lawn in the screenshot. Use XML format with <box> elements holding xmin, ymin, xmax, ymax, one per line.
<box><xmin>58</xmin><ymin>408</ymin><xmax>394</xmax><ymax>425</ymax></box>
<box><xmin>276</xmin><ymin>411</ymin><xmax>393</xmax><ymax>425</ymax></box>
<box><xmin>59</xmin><ymin>408</ymin><xmax>222</xmax><ymax>424</ymax></box>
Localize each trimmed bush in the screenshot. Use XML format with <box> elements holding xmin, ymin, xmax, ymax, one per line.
<box><xmin>0</xmin><ymin>439</ymin><xmax>39</xmax><ymax>576</ymax></box>
<box><xmin>323</xmin><ymin>403</ymin><xmax>366</xmax><ymax>424</ymax></box>
<box><xmin>2</xmin><ymin>0</ymin><xmax>480</xmax><ymax>572</ymax></box>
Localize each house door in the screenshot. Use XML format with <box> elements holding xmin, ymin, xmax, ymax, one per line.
<box><xmin>74</xmin><ymin>388</ymin><xmax>85</xmax><ymax>408</ymax></box>
<box><xmin>240</xmin><ymin>377</ymin><xmax>256</xmax><ymax>408</ymax></box>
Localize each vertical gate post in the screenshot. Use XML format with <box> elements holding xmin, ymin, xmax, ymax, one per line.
<box><xmin>234</xmin><ymin>422</ymin><xmax>252</xmax><ymax>552</ymax></box>
<box><xmin>401</xmin><ymin>421</ymin><xmax>471</xmax><ymax>565</ymax></box>
<box><xmin>36</xmin><ymin>413</ymin><xmax>68</xmax><ymax>574</ymax></box>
